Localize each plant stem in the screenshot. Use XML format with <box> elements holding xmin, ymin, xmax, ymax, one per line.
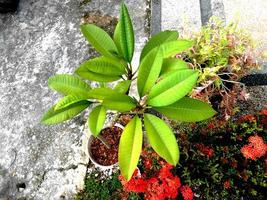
<box><xmin>97</xmin><ymin>135</ymin><xmax>111</xmax><ymax>149</ymax></box>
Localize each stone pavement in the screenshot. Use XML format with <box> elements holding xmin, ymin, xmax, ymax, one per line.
<box><xmin>0</xmin><ymin>0</ymin><xmax>148</xmax><ymax>199</ymax></box>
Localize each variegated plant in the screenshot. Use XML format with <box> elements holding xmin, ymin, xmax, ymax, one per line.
<box><xmin>41</xmin><ymin>2</ymin><xmax>216</xmax><ymax>180</ymax></box>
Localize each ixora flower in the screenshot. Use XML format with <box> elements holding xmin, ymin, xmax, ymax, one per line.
<box><xmin>194</xmin><ymin>143</ymin><xmax>214</xmax><ymax>158</ymax></box>
<box><xmin>180</xmin><ymin>185</ymin><xmax>194</xmax><ymax>200</ymax></box>
<box><xmin>241</xmin><ymin>135</ymin><xmax>267</xmax><ymax>160</ymax></box>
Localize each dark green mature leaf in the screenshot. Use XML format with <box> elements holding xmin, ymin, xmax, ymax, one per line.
<box><xmin>160</xmin><ymin>58</ymin><xmax>188</xmax><ymax>77</ymax></box>
<box><xmin>55</xmin><ymin>95</ymin><xmax>87</xmax><ymax>110</ymax></box>
<box><xmin>118</xmin><ymin>2</ymin><xmax>135</xmax><ymax>62</ymax></box>
<box><xmin>148</xmin><ymin>69</ymin><xmax>198</xmax><ymax>107</ymax></box>
<box><xmin>137</xmin><ymin>47</ymin><xmax>163</xmax><ymax>97</ymax></box>
<box><xmin>41</xmin><ymin>100</ymin><xmax>91</xmax><ymax>125</ymax></box>
<box><xmin>119</xmin><ymin>116</ymin><xmax>142</xmax><ymax>181</ymax></box>
<box><xmin>144</xmin><ymin>114</ymin><xmax>179</xmax><ymax>165</ymax></box>
<box><xmin>75</xmin><ymin>57</ymin><xmax>126</xmax><ymax>82</ymax></box>
<box><xmin>160</xmin><ymin>40</ymin><xmax>194</xmax><ymax>58</ymax></box>
<box><xmin>48</xmin><ymin>74</ymin><xmax>91</xmax><ymax>98</ymax></box>
<box><xmin>102</xmin><ymin>94</ymin><xmax>136</xmax><ymax>112</ymax></box>
<box><xmin>81</xmin><ymin>24</ymin><xmax>118</xmax><ymax>58</ymax></box>
<box><xmin>88</xmin><ymin>105</ymin><xmax>106</xmax><ymax>137</ymax></box>
<box><xmin>114</xmin><ymin>80</ymin><xmax>132</xmax><ymax>94</ymax></box>
<box><xmin>155</xmin><ymin>97</ymin><xmax>217</xmax><ymax>122</ymax></box>
<box><xmin>140</xmin><ymin>30</ymin><xmax>178</xmax><ymax>61</ymax></box>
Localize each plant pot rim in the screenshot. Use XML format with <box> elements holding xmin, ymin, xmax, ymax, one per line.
<box><xmin>87</xmin><ymin>123</ymin><xmax>124</xmax><ymax>170</ymax></box>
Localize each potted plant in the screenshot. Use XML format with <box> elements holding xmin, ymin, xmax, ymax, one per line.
<box><xmin>41</xmin><ymin>1</ymin><xmax>216</xmax><ymax>181</ymax></box>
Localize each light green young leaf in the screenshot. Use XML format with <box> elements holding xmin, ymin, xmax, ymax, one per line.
<box><xmin>113</xmin><ymin>21</ymin><xmax>123</xmax><ymax>56</ymax></box>
<box><xmin>137</xmin><ymin>47</ymin><xmax>163</xmax><ymax>97</ymax></box>
<box><xmin>140</xmin><ymin>30</ymin><xmax>178</xmax><ymax>61</ymax></box>
<box><xmin>119</xmin><ymin>116</ymin><xmax>142</xmax><ymax>181</ymax></box>
<box><xmin>154</xmin><ymin>97</ymin><xmax>217</xmax><ymax>122</ymax></box>
<box><xmin>55</xmin><ymin>95</ymin><xmax>88</xmax><ymax>110</ymax></box>
<box><xmin>148</xmin><ymin>69</ymin><xmax>198</xmax><ymax>107</ymax></box>
<box><xmin>41</xmin><ymin>100</ymin><xmax>91</xmax><ymax>125</ymax></box>
<box><xmin>160</xmin><ymin>58</ymin><xmax>189</xmax><ymax>77</ymax></box>
<box><xmin>76</xmin><ymin>69</ymin><xmax>121</xmax><ymax>82</ymax></box>
<box><xmin>160</xmin><ymin>40</ymin><xmax>194</xmax><ymax>58</ymax></box>
<box><xmin>102</xmin><ymin>94</ymin><xmax>136</xmax><ymax>112</ymax></box>
<box><xmin>87</xmin><ymin>88</ymin><xmax>120</xmax><ymax>100</ymax></box>
<box><xmin>118</xmin><ymin>2</ymin><xmax>135</xmax><ymax>62</ymax></box>
<box><xmin>114</xmin><ymin>80</ymin><xmax>132</xmax><ymax>94</ymax></box>
<box><xmin>48</xmin><ymin>74</ymin><xmax>91</xmax><ymax>98</ymax></box>
<box><xmin>144</xmin><ymin>114</ymin><xmax>179</xmax><ymax>165</ymax></box>
<box><xmin>88</xmin><ymin>105</ymin><xmax>106</xmax><ymax>137</ymax></box>
<box><xmin>80</xmin><ymin>24</ymin><xmax>118</xmax><ymax>58</ymax></box>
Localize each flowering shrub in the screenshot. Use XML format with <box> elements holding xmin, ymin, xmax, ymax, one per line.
<box><xmin>172</xmin><ymin>109</ymin><xmax>267</xmax><ymax>199</ymax></box>
<box><xmin>119</xmin><ymin>149</ymin><xmax>193</xmax><ymax>200</ymax></box>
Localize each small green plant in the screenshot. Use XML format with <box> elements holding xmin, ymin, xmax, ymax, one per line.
<box><xmin>41</xmin><ymin>2</ymin><xmax>216</xmax><ymax>180</ymax></box>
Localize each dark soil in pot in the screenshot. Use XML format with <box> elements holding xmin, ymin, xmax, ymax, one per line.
<box><xmin>90</xmin><ymin>126</ymin><xmax>123</xmax><ymax>166</ymax></box>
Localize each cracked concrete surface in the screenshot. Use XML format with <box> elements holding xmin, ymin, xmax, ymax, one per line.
<box><xmin>0</xmin><ymin>0</ymin><xmax>148</xmax><ymax>199</ymax></box>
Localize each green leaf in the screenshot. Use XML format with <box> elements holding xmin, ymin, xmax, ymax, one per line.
<box><xmin>88</xmin><ymin>105</ymin><xmax>106</xmax><ymax>137</ymax></box>
<box><xmin>119</xmin><ymin>116</ymin><xmax>142</xmax><ymax>181</ymax></box>
<box><xmin>140</xmin><ymin>30</ymin><xmax>178</xmax><ymax>61</ymax></box>
<box><xmin>75</xmin><ymin>57</ymin><xmax>126</xmax><ymax>82</ymax></box>
<box><xmin>137</xmin><ymin>47</ymin><xmax>163</xmax><ymax>97</ymax></box>
<box><xmin>160</xmin><ymin>58</ymin><xmax>188</xmax><ymax>77</ymax></box>
<box><xmin>113</xmin><ymin>21</ymin><xmax>123</xmax><ymax>56</ymax></box>
<box><xmin>80</xmin><ymin>24</ymin><xmax>118</xmax><ymax>58</ymax></box>
<box><xmin>55</xmin><ymin>95</ymin><xmax>87</xmax><ymax>110</ymax></box>
<box><xmin>87</xmin><ymin>88</ymin><xmax>119</xmax><ymax>100</ymax></box>
<box><xmin>114</xmin><ymin>80</ymin><xmax>132</xmax><ymax>94</ymax></box>
<box><xmin>118</xmin><ymin>2</ymin><xmax>135</xmax><ymax>62</ymax></box>
<box><xmin>148</xmin><ymin>70</ymin><xmax>198</xmax><ymax>107</ymax></box>
<box><xmin>102</xmin><ymin>94</ymin><xmax>136</xmax><ymax>112</ymax></box>
<box><xmin>154</xmin><ymin>97</ymin><xmax>217</xmax><ymax>122</ymax></box>
<box><xmin>160</xmin><ymin>40</ymin><xmax>194</xmax><ymax>58</ymax></box>
<box><xmin>41</xmin><ymin>100</ymin><xmax>91</xmax><ymax>125</ymax></box>
<box><xmin>144</xmin><ymin>114</ymin><xmax>179</xmax><ymax>165</ymax></box>
<box><xmin>48</xmin><ymin>74</ymin><xmax>91</xmax><ymax>98</ymax></box>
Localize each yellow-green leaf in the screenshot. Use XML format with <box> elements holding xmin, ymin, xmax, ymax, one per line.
<box><xmin>154</xmin><ymin>97</ymin><xmax>217</xmax><ymax>122</ymax></box>
<box><xmin>137</xmin><ymin>47</ymin><xmax>163</xmax><ymax>97</ymax></box>
<box><xmin>148</xmin><ymin>70</ymin><xmax>198</xmax><ymax>107</ymax></box>
<box><xmin>119</xmin><ymin>2</ymin><xmax>135</xmax><ymax>62</ymax></box>
<box><xmin>41</xmin><ymin>101</ymin><xmax>91</xmax><ymax>125</ymax></box>
<box><xmin>102</xmin><ymin>94</ymin><xmax>136</xmax><ymax>112</ymax></box>
<box><xmin>160</xmin><ymin>40</ymin><xmax>194</xmax><ymax>58</ymax></box>
<box><xmin>144</xmin><ymin>114</ymin><xmax>179</xmax><ymax>165</ymax></box>
<box><xmin>55</xmin><ymin>95</ymin><xmax>87</xmax><ymax>110</ymax></box>
<box><xmin>48</xmin><ymin>74</ymin><xmax>91</xmax><ymax>98</ymax></box>
<box><xmin>119</xmin><ymin>116</ymin><xmax>142</xmax><ymax>181</ymax></box>
<box><xmin>140</xmin><ymin>30</ymin><xmax>178</xmax><ymax>61</ymax></box>
<box><xmin>88</xmin><ymin>105</ymin><xmax>106</xmax><ymax>137</ymax></box>
<box><xmin>160</xmin><ymin>58</ymin><xmax>189</xmax><ymax>77</ymax></box>
<box><xmin>114</xmin><ymin>80</ymin><xmax>132</xmax><ymax>94</ymax></box>
<box><xmin>81</xmin><ymin>24</ymin><xmax>118</xmax><ymax>58</ymax></box>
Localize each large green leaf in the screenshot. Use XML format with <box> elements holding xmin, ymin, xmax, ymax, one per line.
<box><xmin>148</xmin><ymin>69</ymin><xmax>198</xmax><ymax>107</ymax></box>
<box><xmin>154</xmin><ymin>97</ymin><xmax>217</xmax><ymax>122</ymax></box>
<box><xmin>102</xmin><ymin>94</ymin><xmax>136</xmax><ymax>112</ymax></box>
<box><xmin>41</xmin><ymin>100</ymin><xmax>91</xmax><ymax>125</ymax></box>
<box><xmin>75</xmin><ymin>57</ymin><xmax>126</xmax><ymax>82</ymax></box>
<box><xmin>113</xmin><ymin>21</ymin><xmax>123</xmax><ymax>56</ymax></box>
<box><xmin>118</xmin><ymin>2</ymin><xmax>135</xmax><ymax>62</ymax></box>
<box><xmin>55</xmin><ymin>95</ymin><xmax>88</xmax><ymax>110</ymax></box>
<box><xmin>160</xmin><ymin>58</ymin><xmax>188</xmax><ymax>77</ymax></box>
<box><xmin>114</xmin><ymin>80</ymin><xmax>132</xmax><ymax>94</ymax></box>
<box><xmin>144</xmin><ymin>114</ymin><xmax>179</xmax><ymax>165</ymax></box>
<box><xmin>119</xmin><ymin>116</ymin><xmax>142</xmax><ymax>181</ymax></box>
<box><xmin>87</xmin><ymin>88</ymin><xmax>120</xmax><ymax>100</ymax></box>
<box><xmin>48</xmin><ymin>74</ymin><xmax>91</xmax><ymax>98</ymax></box>
<box><xmin>140</xmin><ymin>30</ymin><xmax>178</xmax><ymax>61</ymax></box>
<box><xmin>137</xmin><ymin>47</ymin><xmax>163</xmax><ymax>97</ymax></box>
<box><xmin>80</xmin><ymin>24</ymin><xmax>118</xmax><ymax>58</ymax></box>
<box><xmin>160</xmin><ymin>40</ymin><xmax>194</xmax><ymax>58</ymax></box>
<box><xmin>88</xmin><ymin>105</ymin><xmax>106</xmax><ymax>137</ymax></box>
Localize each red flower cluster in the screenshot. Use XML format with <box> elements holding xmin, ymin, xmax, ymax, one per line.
<box><xmin>260</xmin><ymin>109</ymin><xmax>267</xmax><ymax>116</ymax></box>
<box><xmin>180</xmin><ymin>185</ymin><xmax>194</xmax><ymax>200</ymax></box>
<box><xmin>223</xmin><ymin>180</ymin><xmax>231</xmax><ymax>189</ymax></box>
<box><xmin>241</xmin><ymin>135</ymin><xmax>267</xmax><ymax>160</ymax></box>
<box><xmin>195</xmin><ymin>143</ymin><xmax>214</xmax><ymax>158</ymax></box>
<box><xmin>119</xmin><ymin>164</ymin><xmax>182</xmax><ymax>200</ymax></box>
<box><xmin>238</xmin><ymin>114</ymin><xmax>256</xmax><ymax>123</ymax></box>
